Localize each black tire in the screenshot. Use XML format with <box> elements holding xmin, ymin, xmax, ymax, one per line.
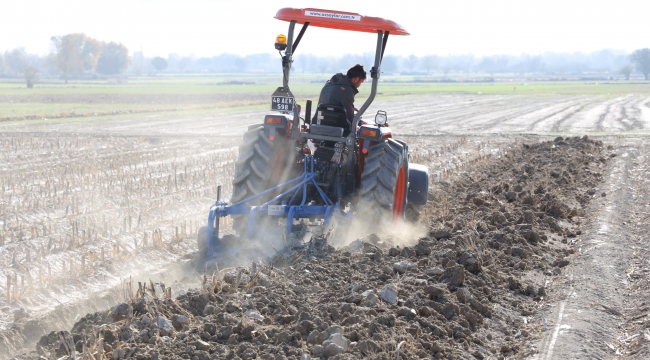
<box><xmin>357</xmin><ymin>139</ymin><xmax>408</xmax><ymax>225</ymax></box>
<box><xmin>405</xmin><ymin>203</ymin><xmax>423</xmax><ymax>222</ymax></box>
<box><xmin>197</xmin><ymin>225</ymin><xmax>207</xmax><ymax>255</ymax></box>
<box><xmin>231</xmin><ymin>126</ymin><xmax>294</xmax><ymax>235</ymax></box>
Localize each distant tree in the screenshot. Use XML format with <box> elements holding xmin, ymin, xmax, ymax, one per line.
<box><xmin>96</xmin><ymin>42</ymin><xmax>131</xmax><ymax>75</ymax></box>
<box><xmin>234</xmin><ymin>57</ymin><xmax>249</xmax><ymax>72</ymax></box>
<box><xmin>619</xmin><ymin>64</ymin><xmax>634</xmax><ymax>80</ymax></box>
<box><xmin>381</xmin><ymin>55</ymin><xmax>399</xmax><ymax>73</ymax></box>
<box><xmin>81</xmin><ymin>37</ymin><xmax>103</xmax><ymax>72</ymax></box>
<box><xmin>247</xmin><ymin>53</ymin><xmax>273</xmax><ymax>72</ymax></box>
<box><xmin>179</xmin><ymin>57</ymin><xmax>192</xmax><ymax>72</ymax></box>
<box><xmin>405</xmin><ymin>54</ymin><xmax>418</xmax><ymax>72</ymax></box>
<box><xmin>4</xmin><ymin>49</ymin><xmax>39</xmax><ymax>88</ymax></box>
<box><xmin>151</xmin><ymin>56</ymin><xmax>168</xmax><ymax>73</ymax></box>
<box><xmin>166</xmin><ymin>53</ymin><xmax>180</xmax><ymax>71</ymax></box>
<box><xmin>195</xmin><ymin>57</ymin><xmax>213</xmax><ymax>72</ymax></box>
<box><xmin>337</xmin><ymin>54</ymin><xmax>364</xmax><ymax>73</ymax></box>
<box><xmin>630</xmin><ymin>48</ymin><xmax>650</xmax><ymax>80</ymax></box>
<box><xmin>495</xmin><ymin>56</ymin><xmax>509</xmax><ymax>73</ymax></box>
<box><xmin>477</xmin><ymin>57</ymin><xmax>495</xmax><ymax>74</ymax></box>
<box><xmin>419</xmin><ymin>55</ymin><xmax>438</xmax><ymax>74</ymax></box>
<box><xmin>3</xmin><ymin>48</ymin><xmax>29</xmax><ymax>76</ymax></box>
<box><xmin>50</xmin><ymin>33</ymin><xmax>101</xmax><ymax>83</ymax></box>
<box><xmin>23</xmin><ymin>66</ymin><xmax>39</xmax><ymax>88</ymax></box>
<box><xmin>317</xmin><ymin>60</ymin><xmax>330</xmax><ymax>75</ymax></box>
<box><xmin>0</xmin><ymin>55</ymin><xmax>5</xmax><ymax>75</ymax></box>
<box><xmin>213</xmin><ymin>54</ymin><xmax>239</xmax><ymax>72</ymax></box>
<box><xmin>451</xmin><ymin>55</ymin><xmax>475</xmax><ymax>75</ymax></box>
<box><xmin>296</xmin><ymin>54</ymin><xmax>310</xmax><ymax>73</ymax></box>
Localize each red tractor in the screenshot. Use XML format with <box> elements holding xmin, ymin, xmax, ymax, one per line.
<box><xmin>199</xmin><ymin>8</ymin><xmax>429</xmax><ymax>259</ymax></box>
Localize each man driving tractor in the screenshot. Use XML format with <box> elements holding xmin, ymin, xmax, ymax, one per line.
<box><xmin>312</xmin><ymin>64</ymin><xmax>367</xmax><ymax>125</ymax></box>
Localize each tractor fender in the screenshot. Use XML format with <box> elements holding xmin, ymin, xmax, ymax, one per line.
<box><xmin>407</xmin><ymin>163</ymin><xmax>429</xmax><ymax>205</ymax></box>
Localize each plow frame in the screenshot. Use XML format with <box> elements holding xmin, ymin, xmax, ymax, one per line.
<box><xmin>204</xmin><ymin>155</ymin><xmax>350</xmax><ymax>259</ymax></box>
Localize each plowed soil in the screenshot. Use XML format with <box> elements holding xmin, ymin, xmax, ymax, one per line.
<box><xmin>10</xmin><ymin>136</ymin><xmax>616</xmax><ymax>360</ymax></box>
<box><xmin>3</xmin><ymin>90</ymin><xmax>650</xmax><ymax>359</ymax></box>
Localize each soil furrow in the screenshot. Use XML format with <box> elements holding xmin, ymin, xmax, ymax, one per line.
<box><xmin>595</xmin><ymin>102</ymin><xmax>614</xmax><ymax>131</ymax></box>
<box><xmin>525</xmin><ymin>99</ymin><xmax>587</xmax><ymax>132</ymax></box>
<box><xmin>623</xmin><ymin>96</ymin><xmax>646</xmax><ymax>131</ymax></box>
<box><xmin>537</xmin><ymin>143</ymin><xmax>637</xmax><ymax>359</ymax></box>
<box><xmin>13</xmin><ymin>136</ymin><xmax>614</xmax><ymax>360</ymax></box>
<box><xmin>549</xmin><ymin>99</ymin><xmax>601</xmax><ymax>133</ymax></box>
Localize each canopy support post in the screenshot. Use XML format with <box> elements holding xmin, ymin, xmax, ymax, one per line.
<box><xmin>353</xmin><ymin>30</ymin><xmax>385</xmax><ymax>123</ymax></box>
<box><xmin>282</xmin><ymin>20</ymin><xmax>297</xmax><ymax>90</ymax></box>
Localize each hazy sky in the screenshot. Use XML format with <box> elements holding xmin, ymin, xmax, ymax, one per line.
<box><xmin>2</xmin><ymin>0</ymin><xmax>649</xmax><ymax>58</ymax></box>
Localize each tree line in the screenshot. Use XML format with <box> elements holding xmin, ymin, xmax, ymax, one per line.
<box><xmin>0</xmin><ymin>33</ymin><xmax>131</xmax><ymax>87</ymax></box>
<box><xmin>132</xmin><ymin>49</ymin><xmax>650</xmax><ymax>80</ymax></box>
<box><xmin>1</xmin><ymin>33</ymin><xmax>650</xmax><ymax>88</ymax></box>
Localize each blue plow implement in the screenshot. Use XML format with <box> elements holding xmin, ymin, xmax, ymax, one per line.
<box><xmin>204</xmin><ymin>155</ymin><xmax>351</xmax><ymax>260</ymax></box>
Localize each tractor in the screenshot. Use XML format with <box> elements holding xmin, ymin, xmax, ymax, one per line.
<box><xmin>198</xmin><ymin>7</ymin><xmax>429</xmax><ymax>261</ymax></box>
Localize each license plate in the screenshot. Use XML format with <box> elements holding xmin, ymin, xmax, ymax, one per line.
<box><xmin>271</xmin><ymin>86</ymin><xmax>295</xmax><ymax>112</ymax></box>
<box><xmin>267</xmin><ymin>205</ymin><xmax>285</xmax><ymax>216</ymax></box>
<box><xmin>271</xmin><ymin>96</ymin><xmax>294</xmax><ymax>111</ymax></box>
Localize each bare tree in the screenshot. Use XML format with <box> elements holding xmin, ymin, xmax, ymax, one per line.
<box><xmin>179</xmin><ymin>57</ymin><xmax>192</xmax><ymax>72</ymax></box>
<box><xmin>317</xmin><ymin>59</ymin><xmax>330</xmax><ymax>75</ymax></box>
<box><xmin>630</xmin><ymin>48</ymin><xmax>650</xmax><ymax>80</ymax></box>
<box><xmin>23</xmin><ymin>66</ymin><xmax>39</xmax><ymax>88</ymax></box>
<box><xmin>405</xmin><ymin>54</ymin><xmax>418</xmax><ymax>72</ymax></box>
<box><xmin>234</xmin><ymin>57</ymin><xmax>249</xmax><ymax>72</ymax></box>
<box><xmin>619</xmin><ymin>64</ymin><xmax>633</xmax><ymax>80</ymax></box>
<box><xmin>3</xmin><ymin>48</ymin><xmax>38</xmax><ymax>88</ymax></box>
<box><xmin>50</xmin><ymin>34</ymin><xmax>85</xmax><ymax>83</ymax></box>
<box><xmin>296</xmin><ymin>54</ymin><xmax>310</xmax><ymax>73</ymax></box>
<box><xmin>419</xmin><ymin>55</ymin><xmax>438</xmax><ymax>74</ymax></box>
<box><xmin>3</xmin><ymin>49</ymin><xmax>28</xmax><ymax>76</ymax></box>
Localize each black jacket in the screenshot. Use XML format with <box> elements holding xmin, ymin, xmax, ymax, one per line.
<box><xmin>315</xmin><ymin>73</ymin><xmax>358</xmax><ymax>123</ymax></box>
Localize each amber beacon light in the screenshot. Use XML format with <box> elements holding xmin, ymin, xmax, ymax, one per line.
<box><xmin>275</xmin><ymin>34</ymin><xmax>287</xmax><ymax>50</ymax></box>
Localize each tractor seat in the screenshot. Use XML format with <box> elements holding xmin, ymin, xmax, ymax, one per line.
<box><xmin>313</xmin><ymin>104</ymin><xmax>351</xmax><ymax>136</ymax></box>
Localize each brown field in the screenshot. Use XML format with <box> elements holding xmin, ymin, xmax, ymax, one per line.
<box><xmin>2</xmin><ymin>89</ymin><xmax>650</xmax><ymax>359</ymax></box>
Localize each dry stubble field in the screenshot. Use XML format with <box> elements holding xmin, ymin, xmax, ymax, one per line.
<box><xmin>1</xmin><ymin>79</ymin><xmax>650</xmax><ymax>359</ymax></box>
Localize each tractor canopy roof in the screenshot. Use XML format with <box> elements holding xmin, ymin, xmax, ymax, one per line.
<box><xmin>275</xmin><ymin>8</ymin><xmax>409</xmax><ymax>36</ymax></box>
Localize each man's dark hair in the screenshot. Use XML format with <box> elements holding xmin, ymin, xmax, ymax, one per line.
<box><xmin>346</xmin><ymin>64</ymin><xmax>367</xmax><ymax>80</ymax></box>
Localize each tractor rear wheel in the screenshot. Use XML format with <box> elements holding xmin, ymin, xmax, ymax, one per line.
<box><xmin>231</xmin><ymin>125</ymin><xmax>294</xmax><ymax>235</ymax></box>
<box><xmin>358</xmin><ymin>139</ymin><xmax>408</xmax><ymax>226</ymax></box>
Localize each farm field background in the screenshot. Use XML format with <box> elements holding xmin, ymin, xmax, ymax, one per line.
<box><xmin>2</xmin><ymin>75</ymin><xmax>650</xmax><ymax>123</ymax></box>
<box><xmin>1</xmin><ymin>75</ymin><xmax>650</xmax><ymax>359</ymax></box>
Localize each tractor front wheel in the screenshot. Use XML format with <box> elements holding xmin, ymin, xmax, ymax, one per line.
<box><xmin>405</xmin><ymin>203</ymin><xmax>423</xmax><ymax>222</ymax></box>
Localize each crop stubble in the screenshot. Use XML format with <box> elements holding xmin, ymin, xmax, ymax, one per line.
<box><xmin>6</xmin><ymin>135</ymin><xmax>616</xmax><ymax>359</ymax></box>
<box><xmin>1</xmin><ymin>90</ymin><xmax>649</xmax><ymax>358</ymax></box>
<box><xmin>0</xmin><ymin>127</ymin><xmax>516</xmax><ymax>358</ymax></box>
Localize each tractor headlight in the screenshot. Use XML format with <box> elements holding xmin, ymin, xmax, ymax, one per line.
<box><xmin>375</xmin><ymin>110</ymin><xmax>387</xmax><ymax>125</ymax></box>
